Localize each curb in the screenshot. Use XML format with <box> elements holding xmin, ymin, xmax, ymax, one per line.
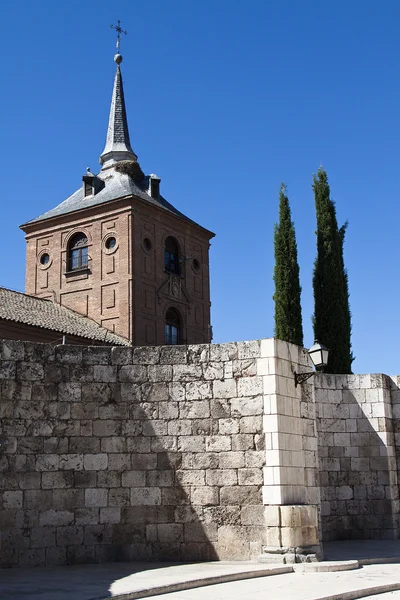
<box><xmin>92</xmin><ymin>566</ymin><xmax>293</xmax><ymax>600</ymax></box>
<box><xmin>314</xmin><ymin>582</ymin><xmax>400</xmax><ymax>600</ymax></box>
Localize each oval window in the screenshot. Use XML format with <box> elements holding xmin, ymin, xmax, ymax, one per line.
<box><xmin>193</xmin><ymin>259</ymin><xmax>200</xmax><ymax>271</ymax></box>
<box><xmin>143</xmin><ymin>238</ymin><xmax>152</xmax><ymax>251</ymax></box>
<box><xmin>105</xmin><ymin>237</ymin><xmax>116</xmax><ymax>250</ymax></box>
<box><xmin>40</xmin><ymin>253</ymin><xmax>50</xmax><ymax>265</ymax></box>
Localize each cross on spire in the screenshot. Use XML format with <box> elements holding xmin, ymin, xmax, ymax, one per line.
<box><xmin>110</xmin><ymin>19</ymin><xmax>127</xmax><ymax>52</ymax></box>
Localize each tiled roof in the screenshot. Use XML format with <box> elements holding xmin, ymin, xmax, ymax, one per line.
<box><xmin>0</xmin><ymin>287</ymin><xmax>130</xmax><ymax>346</ymax></box>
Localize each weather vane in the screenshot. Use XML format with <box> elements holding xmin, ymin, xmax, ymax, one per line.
<box><xmin>110</xmin><ymin>20</ymin><xmax>127</xmax><ymax>53</ymax></box>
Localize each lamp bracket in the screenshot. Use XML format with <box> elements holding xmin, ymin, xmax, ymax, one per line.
<box><xmin>294</xmin><ymin>371</ymin><xmax>315</xmax><ymax>387</ymax></box>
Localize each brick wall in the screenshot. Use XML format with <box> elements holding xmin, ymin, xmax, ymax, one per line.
<box><xmin>0</xmin><ymin>339</ymin><xmax>270</xmax><ymax>567</ymax></box>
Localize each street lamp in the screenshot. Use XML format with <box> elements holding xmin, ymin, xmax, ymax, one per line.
<box><xmin>294</xmin><ymin>341</ymin><xmax>329</xmax><ymax>387</ymax></box>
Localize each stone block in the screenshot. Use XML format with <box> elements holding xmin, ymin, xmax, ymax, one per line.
<box><xmin>238</xmin><ymin>468</ymin><xmax>263</xmax><ymax>485</ymax></box>
<box><xmin>39</xmin><ymin>510</ymin><xmax>74</xmax><ymax>526</ymax></box>
<box><xmin>146</xmin><ymin>470</ymin><xmax>174</xmax><ymax>487</ymax></box>
<box><xmin>219</xmin><ymin>451</ymin><xmax>245</xmax><ymax>468</ymax></box>
<box><xmin>172</xmin><ymin>364</ymin><xmax>202</xmax><ymax>382</ymax></box>
<box><xmin>206</xmin><ymin>469</ymin><xmax>237</xmax><ymax>486</ymax></box>
<box><xmin>59</xmin><ymin>454</ymin><xmax>83</xmax><ymax>471</ymax></box>
<box><xmin>218</xmin><ymin>418</ymin><xmax>240</xmax><ymax>434</ymax></box>
<box><xmin>17</xmin><ymin>472</ymin><xmax>41</xmax><ymax>490</ymax></box>
<box><xmin>202</xmin><ymin>362</ymin><xmax>224</xmax><ymax>380</ymax></box>
<box><xmin>205</xmin><ymin>436</ymin><xmax>231</xmax><ymax>452</ymax></box>
<box><xmin>108</xmin><ymin>488</ymin><xmax>130</xmax><ymax>507</ymax></box>
<box><xmin>100</xmin><ymin>506</ymin><xmax>121</xmax><ymax>523</ymax></box>
<box><xmin>159</xmin><ymin>402</ymin><xmax>179</xmax><ymax>419</ymax></box>
<box><xmin>157</xmin><ymin>523</ymin><xmax>183</xmax><ymax>543</ymax></box>
<box><xmin>213</xmin><ymin>379</ymin><xmax>237</xmax><ymax>399</ymax></box>
<box><xmin>131</xmin><ymin>454</ymin><xmax>157</xmax><ymax>470</ymax></box>
<box><xmin>85</xmin><ymin>489</ymin><xmax>108</xmax><ymax>507</ymax></box>
<box><xmin>92</xmin><ymin>420</ymin><xmax>122</xmax><ymax>437</ymax></box>
<box><xmin>185</xmin><ymin>381</ymin><xmax>213</xmax><ymax>401</ymax></box>
<box><xmin>191</xmin><ymin>486</ymin><xmax>219</xmax><ymax>505</ymax></box>
<box><xmin>3</xmin><ymin>491</ymin><xmax>23</xmax><ymax>509</ymax></box>
<box><xmin>57</xmin><ymin>525</ymin><xmax>83</xmax><ymax>546</ymax></box>
<box><xmin>30</xmin><ymin>526</ymin><xmax>56</xmax><ymax>549</ymax></box>
<box><xmin>122</xmin><ymin>471</ymin><xmax>146</xmax><ymax>487</ymax></box>
<box><xmin>231</xmin><ymin>434</ymin><xmax>255</xmax><ymax>451</ymax></box>
<box><xmin>180</xmin><ymin>401</ymin><xmax>210</xmax><ymax>419</ymax></box>
<box><xmin>178</xmin><ymin>436</ymin><xmax>206</xmax><ymax>452</ymax></box>
<box><xmin>107</xmin><ymin>453</ymin><xmax>131</xmax><ymax>471</ymax></box>
<box><xmin>35</xmin><ymin>454</ymin><xmax>59</xmax><ymax>471</ymax></box>
<box><xmin>130</xmin><ymin>487</ymin><xmax>161</xmax><ymax>506</ymax></box>
<box><xmin>75</xmin><ymin>508</ymin><xmax>99</xmax><ymax>525</ymax></box>
<box><xmin>118</xmin><ymin>365</ymin><xmax>148</xmax><ymax>383</ymax></box>
<box><xmin>148</xmin><ymin>365</ymin><xmax>173</xmax><ymax>383</ymax></box>
<box><xmin>220</xmin><ymin>485</ymin><xmax>261</xmax><ymax>505</ymax></box>
<box><xmin>176</xmin><ymin>470</ymin><xmax>206</xmax><ymax>486</ymax></box>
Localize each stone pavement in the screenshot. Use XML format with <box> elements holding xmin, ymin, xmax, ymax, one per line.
<box><xmin>0</xmin><ymin>540</ymin><xmax>400</xmax><ymax>600</ymax></box>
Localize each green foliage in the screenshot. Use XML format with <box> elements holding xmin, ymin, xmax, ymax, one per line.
<box><xmin>312</xmin><ymin>167</ymin><xmax>353</xmax><ymax>374</ymax></box>
<box><xmin>273</xmin><ymin>183</ymin><xmax>304</xmax><ymax>347</ymax></box>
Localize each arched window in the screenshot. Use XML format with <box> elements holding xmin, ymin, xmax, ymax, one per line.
<box><xmin>165</xmin><ymin>308</ymin><xmax>181</xmax><ymax>345</ymax></box>
<box><xmin>68</xmin><ymin>232</ymin><xmax>88</xmax><ymax>271</ymax></box>
<box><xmin>164</xmin><ymin>236</ymin><xmax>180</xmax><ymax>274</ymax></box>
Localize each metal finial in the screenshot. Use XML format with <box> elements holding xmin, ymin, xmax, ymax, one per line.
<box><xmin>110</xmin><ymin>19</ymin><xmax>127</xmax><ymax>54</ymax></box>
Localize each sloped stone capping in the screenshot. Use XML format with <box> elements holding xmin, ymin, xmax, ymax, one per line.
<box><xmin>0</xmin><ymin>339</ymin><xmax>267</xmax><ymax>567</ymax></box>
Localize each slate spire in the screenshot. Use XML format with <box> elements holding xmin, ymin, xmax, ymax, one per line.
<box><xmin>99</xmin><ymin>53</ymin><xmax>138</xmax><ymax>169</ymax></box>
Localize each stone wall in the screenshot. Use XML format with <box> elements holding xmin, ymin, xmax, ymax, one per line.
<box><xmin>0</xmin><ymin>339</ymin><xmax>270</xmax><ymax>567</ymax></box>
<box><xmin>315</xmin><ymin>373</ymin><xmax>400</xmax><ymax>540</ymax></box>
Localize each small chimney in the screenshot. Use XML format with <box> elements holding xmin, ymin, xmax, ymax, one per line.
<box><xmin>149</xmin><ymin>174</ymin><xmax>161</xmax><ymax>199</ymax></box>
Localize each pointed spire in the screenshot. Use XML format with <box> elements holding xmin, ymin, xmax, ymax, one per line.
<box><xmin>99</xmin><ymin>54</ymin><xmax>137</xmax><ymax>169</ymax></box>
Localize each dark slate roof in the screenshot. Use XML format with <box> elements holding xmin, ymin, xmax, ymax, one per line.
<box><xmin>0</xmin><ymin>287</ymin><xmax>130</xmax><ymax>346</ymax></box>
<box><xmin>22</xmin><ymin>168</ymin><xmax>207</xmax><ymax>230</ymax></box>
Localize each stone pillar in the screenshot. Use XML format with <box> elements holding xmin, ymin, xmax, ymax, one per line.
<box><xmin>258</xmin><ymin>339</ymin><xmax>322</xmax><ymax>563</ymax></box>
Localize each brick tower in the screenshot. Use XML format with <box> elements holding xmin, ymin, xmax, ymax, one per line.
<box><xmin>20</xmin><ymin>44</ymin><xmax>214</xmax><ymax>346</ymax></box>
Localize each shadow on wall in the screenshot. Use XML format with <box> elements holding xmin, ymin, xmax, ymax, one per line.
<box><xmin>315</xmin><ymin>373</ymin><xmax>400</xmax><ymax>541</ymax></box>
<box><xmin>0</xmin><ymin>339</ymin><xmax>266</xmax><ymax>568</ymax></box>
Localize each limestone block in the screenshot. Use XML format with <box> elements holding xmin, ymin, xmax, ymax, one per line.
<box><xmin>180</xmin><ymin>401</ymin><xmax>210</xmax><ymax>419</ymax></box>
<box><xmin>177</xmin><ymin>436</ymin><xmax>205</xmax><ymax>452</ymax></box>
<box><xmin>75</xmin><ymin>508</ymin><xmax>100</xmax><ymax>525</ymax></box>
<box><xmin>203</xmin><ymin>362</ymin><xmax>224</xmax><ymax>380</ymax></box>
<box><xmin>96</xmin><ymin>508</ymin><xmax>120</xmax><ymax>525</ymax></box>
<box><xmin>1</xmin><ymin>339</ymin><xmax>25</xmax><ymax>361</ymax></box>
<box><xmin>17</xmin><ymin>362</ymin><xmax>44</xmax><ymax>381</ymax></box>
<box><xmin>168</xmin><ymin>420</ymin><xmax>192</xmax><ymax>436</ymax></box>
<box><xmin>75</xmin><ymin>471</ymin><xmax>97</xmax><ymax>488</ymax></box>
<box><xmin>146</xmin><ymin>470</ymin><xmax>174</xmax><ymax>487</ymax></box>
<box><xmin>231</xmin><ymin>434</ymin><xmax>255</xmax><ymax>451</ymax></box>
<box><xmin>168</xmin><ymin>382</ymin><xmax>186</xmax><ymax>402</ymax></box>
<box><xmin>85</xmin><ymin>489</ymin><xmax>108</xmax><ymax>507</ymax></box>
<box><xmin>39</xmin><ymin>510</ymin><xmax>74</xmax><ymax>526</ymax></box>
<box><xmin>99</xmin><ymin>437</ymin><xmax>125</xmax><ymax>453</ymax></box>
<box><xmin>108</xmin><ymin>488</ymin><xmax>130</xmax><ymax>506</ymax></box>
<box><xmin>118</xmin><ymin>365</ymin><xmax>147</xmax><ymax>383</ymax></box>
<box><xmin>130</xmin><ymin>487</ymin><xmax>161</xmax><ymax>506</ymax></box>
<box><xmin>17</xmin><ymin>472</ymin><xmax>41</xmax><ymax>490</ymax></box>
<box><xmin>157</xmin><ymin>523</ymin><xmax>183</xmax><ymax>543</ymax></box>
<box><xmin>172</xmin><ymin>364</ymin><xmax>203</xmax><ymax>382</ymax></box>
<box><xmin>216</xmin><ymin>525</ymin><xmax>250</xmax><ymax>559</ymax></box>
<box><xmin>159</xmin><ymin>402</ymin><xmax>179</xmax><ymax>420</ymax></box>
<box><xmin>84</xmin><ymin>524</ymin><xmax>113</xmax><ymax>546</ymax></box>
<box><xmin>83</xmin><ymin>454</ymin><xmax>108</xmax><ymax>471</ymax></box>
<box><xmin>3</xmin><ymin>490</ymin><xmax>23</xmax><ymax>509</ymax></box>
<box><xmin>213</xmin><ymin>379</ymin><xmax>237</xmax><ymax>399</ymax></box>
<box><xmin>184</xmin><ymin>522</ymin><xmax>218</xmax><ymax>542</ymax></box>
<box><xmin>92</xmin><ymin>420</ymin><xmax>122</xmax><ymax>437</ymax></box>
<box><xmin>220</xmin><ymin>485</ymin><xmax>261</xmax><ymax>505</ymax></box>
<box><xmin>151</xmin><ymin>436</ymin><xmax>178</xmax><ymax>453</ymax></box>
<box><xmin>110</xmin><ymin>347</ymin><xmax>132</xmax><ymax>365</ymax></box>
<box><xmin>59</xmin><ymin>454</ymin><xmax>83</xmax><ymax>471</ymax></box>
<box><xmin>186</xmin><ymin>381</ymin><xmax>212</xmax><ymax>401</ymax></box>
<box><xmin>107</xmin><ymin>454</ymin><xmax>131</xmax><ymax>471</ymax></box>
<box><xmin>176</xmin><ymin>469</ymin><xmax>206</xmax><ymax>487</ymax></box>
<box><xmin>206</xmin><ymin>469</ymin><xmax>237</xmax><ymax>486</ymax></box>
<box><xmin>237</xmin><ymin>377</ymin><xmax>263</xmax><ymax>398</ymax></box>
<box><xmin>134</xmin><ymin>346</ymin><xmax>161</xmax><ymax>365</ymax></box>
<box><xmin>191</xmin><ymin>486</ymin><xmax>219</xmax><ymax>505</ymax></box>
<box><xmin>35</xmin><ymin>454</ymin><xmax>59</xmax><ymax>471</ymax></box>
<box><xmin>219</xmin><ymin>451</ymin><xmax>245</xmax><ymax>468</ymax></box>
<box><xmin>240</xmin><ymin>416</ymin><xmax>263</xmax><ymax>434</ymax></box>
<box><xmin>241</xmin><ymin>505</ymin><xmax>265</xmax><ymax>525</ymax></box>
<box><xmin>238</xmin><ymin>340</ymin><xmax>261</xmax><ymax>359</ymax></box>
<box><xmin>205</xmin><ymin>436</ymin><xmax>231</xmax><ymax>452</ymax></box>
<box><xmin>160</xmin><ymin>345</ymin><xmax>187</xmax><ymax>364</ymax></box>
<box><xmin>217</xmin><ymin>418</ymin><xmax>239</xmax><ymax>435</ymax></box>
<box><xmin>58</xmin><ymin>383</ymin><xmax>81</xmax><ymax>404</ymax></box>
<box><xmin>209</xmin><ymin>342</ymin><xmax>238</xmax><ymax>362</ymax></box>
<box><xmin>147</xmin><ymin>365</ymin><xmax>173</xmax><ymax>383</ymax></box>
<box><xmin>122</xmin><ymin>420</ymin><xmax>143</xmax><ymax>436</ymax></box>
<box><xmin>238</xmin><ymin>468</ymin><xmax>263</xmax><ymax>486</ymax></box>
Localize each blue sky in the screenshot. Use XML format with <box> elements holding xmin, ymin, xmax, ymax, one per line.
<box><xmin>1</xmin><ymin>0</ymin><xmax>399</xmax><ymax>374</ymax></box>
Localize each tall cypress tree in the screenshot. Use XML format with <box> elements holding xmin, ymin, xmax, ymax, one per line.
<box><xmin>273</xmin><ymin>183</ymin><xmax>303</xmax><ymax>346</ymax></box>
<box><xmin>312</xmin><ymin>167</ymin><xmax>353</xmax><ymax>373</ymax></box>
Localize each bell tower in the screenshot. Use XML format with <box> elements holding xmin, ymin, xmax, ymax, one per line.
<box><xmin>20</xmin><ymin>24</ymin><xmax>214</xmax><ymax>346</ymax></box>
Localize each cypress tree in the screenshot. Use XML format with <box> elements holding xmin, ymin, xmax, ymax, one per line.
<box><xmin>273</xmin><ymin>183</ymin><xmax>303</xmax><ymax>346</ymax></box>
<box><xmin>312</xmin><ymin>167</ymin><xmax>353</xmax><ymax>373</ymax></box>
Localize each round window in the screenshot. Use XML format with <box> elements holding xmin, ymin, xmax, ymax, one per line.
<box><xmin>105</xmin><ymin>237</ymin><xmax>116</xmax><ymax>250</ymax></box>
<box><xmin>143</xmin><ymin>238</ymin><xmax>152</xmax><ymax>251</ymax></box>
<box><xmin>40</xmin><ymin>253</ymin><xmax>50</xmax><ymax>265</ymax></box>
<box><xmin>193</xmin><ymin>258</ymin><xmax>200</xmax><ymax>271</ymax></box>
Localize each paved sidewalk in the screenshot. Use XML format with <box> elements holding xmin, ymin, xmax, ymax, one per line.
<box><xmin>0</xmin><ymin>540</ymin><xmax>400</xmax><ymax>600</ymax></box>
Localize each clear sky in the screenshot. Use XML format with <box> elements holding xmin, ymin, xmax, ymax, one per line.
<box><xmin>1</xmin><ymin>0</ymin><xmax>399</xmax><ymax>374</ymax></box>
